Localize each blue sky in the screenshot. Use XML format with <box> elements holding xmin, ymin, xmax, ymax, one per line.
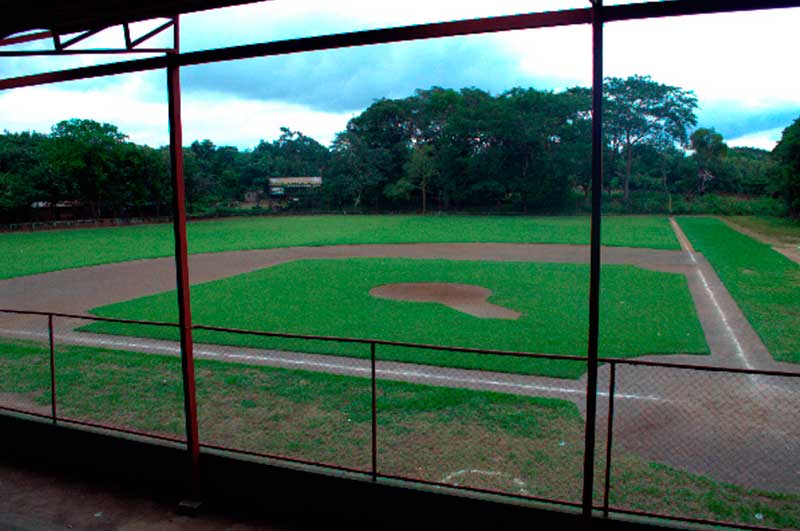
<box><xmin>1</xmin><ymin>0</ymin><xmax>799</xmax><ymax>151</ymax></box>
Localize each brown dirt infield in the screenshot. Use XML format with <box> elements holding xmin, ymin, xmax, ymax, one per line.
<box><xmin>369</xmin><ymin>282</ymin><xmax>521</xmax><ymax>319</ymax></box>
<box><xmin>0</xmin><ymin>240</ymin><xmax>798</xmax><ymax>493</ymax></box>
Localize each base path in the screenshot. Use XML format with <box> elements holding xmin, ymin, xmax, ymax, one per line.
<box><xmin>719</xmin><ymin>216</ymin><xmax>800</xmax><ymax>266</ymax></box>
<box><xmin>0</xmin><ymin>241</ymin><xmax>798</xmax><ymax>493</ymax></box>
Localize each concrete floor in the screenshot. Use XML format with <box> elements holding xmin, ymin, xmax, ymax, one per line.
<box><xmin>0</xmin><ymin>459</ymin><xmax>311</xmax><ymax>531</ymax></box>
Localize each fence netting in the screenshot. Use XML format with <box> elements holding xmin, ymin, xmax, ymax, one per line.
<box><xmin>0</xmin><ymin>312</ymin><xmax>52</xmax><ymax>417</ymax></box>
<box><xmin>601</xmin><ymin>362</ymin><xmax>800</xmax><ymax>530</ymax></box>
<box><xmin>51</xmin><ymin>315</ymin><xmax>186</xmax><ymax>441</ymax></box>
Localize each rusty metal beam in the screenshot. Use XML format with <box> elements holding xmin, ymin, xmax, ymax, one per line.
<box><xmin>582</xmin><ymin>0</ymin><xmax>603</xmax><ymax>520</ymax></box>
<box><xmin>604</xmin><ymin>0</ymin><xmax>800</xmax><ymax>23</ymax></box>
<box><xmin>4</xmin><ymin>0</ymin><xmax>800</xmax><ymax>91</ymax></box>
<box><xmin>0</xmin><ymin>48</ymin><xmax>172</xmax><ymax>57</ymax></box>
<box><xmin>61</xmin><ymin>26</ymin><xmax>106</xmax><ymax>49</ymax></box>
<box><xmin>0</xmin><ymin>30</ymin><xmax>52</xmax><ymax>48</ymax></box>
<box><xmin>165</xmin><ymin>16</ymin><xmax>201</xmax><ymax>493</ymax></box>
<box><xmin>0</xmin><ymin>8</ymin><xmax>590</xmax><ymax>90</ymax></box>
<box><xmin>130</xmin><ymin>19</ymin><xmax>175</xmax><ymax>48</ymax></box>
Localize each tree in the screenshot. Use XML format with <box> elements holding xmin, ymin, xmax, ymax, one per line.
<box><xmin>0</xmin><ymin>131</ymin><xmax>46</xmax><ymax>220</ymax></box>
<box><xmin>605</xmin><ymin>75</ymin><xmax>698</xmax><ymax>201</ymax></box>
<box><xmin>47</xmin><ymin>118</ymin><xmax>128</xmax><ymax>217</ymax></box>
<box><xmin>386</xmin><ymin>143</ymin><xmax>438</xmax><ymax>213</ymax></box>
<box><xmin>272</xmin><ymin>127</ymin><xmax>329</xmax><ymax>177</ymax></box>
<box><xmin>690</xmin><ymin>127</ymin><xmax>727</xmax><ymax>194</ymax></box>
<box><xmin>773</xmin><ymin>116</ymin><xmax>800</xmax><ymax>217</ymax></box>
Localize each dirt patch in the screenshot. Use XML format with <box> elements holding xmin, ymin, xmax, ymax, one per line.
<box><xmin>0</xmin><ymin>392</ymin><xmax>50</xmax><ymax>416</ymax></box>
<box><xmin>370</xmin><ymin>282</ymin><xmax>521</xmax><ymax>320</ymax></box>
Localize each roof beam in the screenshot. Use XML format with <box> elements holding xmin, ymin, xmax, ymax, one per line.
<box><xmin>2</xmin><ymin>0</ymin><xmax>800</xmax><ymax>91</ymax></box>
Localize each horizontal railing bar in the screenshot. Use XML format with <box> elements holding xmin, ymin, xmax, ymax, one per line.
<box><xmin>200</xmin><ymin>442</ymin><xmax>369</xmax><ymax>476</ymax></box>
<box><xmin>0</xmin><ymin>308</ymin><xmax>179</xmax><ymax>328</ymax></box>
<box><xmin>55</xmin><ymin>416</ymin><xmax>186</xmax><ymax>444</ymax></box>
<box><xmin>0</xmin><ymin>405</ymin><xmax>54</xmax><ymax>421</ymax></box>
<box><xmin>599</xmin><ymin>357</ymin><xmax>800</xmax><ymax>378</ymax></box>
<box><xmin>603</xmin><ymin>506</ymin><xmax>788</xmax><ymax>531</ymax></box>
<box><xmin>2</xmin><ymin>307</ymin><xmax>798</xmax><ymax>378</ymax></box>
<box><xmin>0</xmin><ymin>406</ymin><xmax>184</xmax><ymax>444</ymax></box>
<box><xmin>193</xmin><ymin>323</ymin><xmax>587</xmax><ymax>362</ymax></box>
<box><xmin>377</xmin><ymin>472</ymin><xmax>584</xmax><ymax>509</ymax></box>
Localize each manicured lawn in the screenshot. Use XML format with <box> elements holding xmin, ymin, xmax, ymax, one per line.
<box><xmin>0</xmin><ymin>215</ymin><xmax>678</xmax><ymax>279</ymax></box>
<box><xmin>725</xmin><ymin>216</ymin><xmax>800</xmax><ymax>246</ymax></box>
<box><xmin>0</xmin><ymin>339</ymin><xmax>796</xmax><ymax>530</ymax></box>
<box><xmin>84</xmin><ymin>258</ymin><xmax>708</xmax><ymax>378</ymax></box>
<box><xmin>678</xmin><ymin>217</ymin><xmax>800</xmax><ymax>364</ymax></box>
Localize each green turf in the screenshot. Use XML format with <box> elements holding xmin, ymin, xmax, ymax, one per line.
<box><xmin>0</xmin><ymin>215</ymin><xmax>679</xmax><ymax>279</ymax></box>
<box><xmin>677</xmin><ymin>217</ymin><xmax>800</xmax><ymax>364</ymax></box>
<box><xmin>1</xmin><ymin>338</ymin><xmax>796</xmax><ymax>529</ymax></box>
<box><xmin>725</xmin><ymin>216</ymin><xmax>800</xmax><ymax>246</ymax></box>
<box><xmin>83</xmin><ymin>258</ymin><xmax>708</xmax><ymax>378</ymax></box>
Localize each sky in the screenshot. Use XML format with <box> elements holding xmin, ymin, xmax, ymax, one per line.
<box><xmin>0</xmin><ymin>0</ymin><xmax>799</xmax><ymax>151</ymax></box>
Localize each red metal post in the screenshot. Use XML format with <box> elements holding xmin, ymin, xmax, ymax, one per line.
<box><xmin>371</xmin><ymin>342</ymin><xmax>378</xmax><ymax>481</ymax></box>
<box><xmin>48</xmin><ymin>314</ymin><xmax>57</xmax><ymax>424</ymax></box>
<box><xmin>582</xmin><ymin>0</ymin><xmax>604</xmax><ymax>522</ymax></box>
<box><xmin>602</xmin><ymin>362</ymin><xmax>616</xmax><ymax>517</ymax></box>
<box><xmin>167</xmin><ymin>15</ymin><xmax>201</xmax><ymax>492</ymax></box>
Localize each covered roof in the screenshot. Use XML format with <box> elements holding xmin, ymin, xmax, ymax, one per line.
<box><xmin>0</xmin><ymin>0</ymin><xmax>267</xmax><ymax>40</ymax></box>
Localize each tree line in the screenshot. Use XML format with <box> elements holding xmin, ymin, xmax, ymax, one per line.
<box><xmin>1</xmin><ymin>74</ymin><xmax>799</xmax><ymax>223</ymax></box>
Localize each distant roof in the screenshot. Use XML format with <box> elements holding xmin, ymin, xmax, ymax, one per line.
<box><xmin>0</xmin><ymin>0</ymin><xmax>268</xmax><ymax>40</ymax></box>
<box><xmin>268</xmin><ymin>177</ymin><xmax>322</xmax><ymax>187</ymax></box>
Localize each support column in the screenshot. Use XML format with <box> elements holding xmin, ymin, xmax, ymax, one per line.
<box><xmin>166</xmin><ymin>15</ymin><xmax>201</xmax><ymax>491</ymax></box>
<box><xmin>582</xmin><ymin>0</ymin><xmax>604</xmax><ymax>522</ymax></box>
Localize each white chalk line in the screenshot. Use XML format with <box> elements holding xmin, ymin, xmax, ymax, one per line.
<box><xmin>0</xmin><ymin>328</ymin><xmax>663</xmax><ymax>402</ymax></box>
<box><xmin>669</xmin><ymin>219</ymin><xmax>755</xmax><ymax>371</ymax></box>
<box><xmin>440</xmin><ymin>469</ymin><xmax>529</xmax><ymax>494</ymax></box>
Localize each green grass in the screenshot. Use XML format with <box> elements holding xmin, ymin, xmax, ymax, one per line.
<box><xmin>677</xmin><ymin>217</ymin><xmax>800</xmax><ymax>364</ymax></box>
<box><xmin>0</xmin><ymin>215</ymin><xmax>679</xmax><ymax>279</ymax></box>
<box><xmin>1</xmin><ymin>338</ymin><xmax>797</xmax><ymax>529</ymax></box>
<box><xmin>725</xmin><ymin>216</ymin><xmax>800</xmax><ymax>246</ymax></box>
<box><xmin>83</xmin><ymin>258</ymin><xmax>708</xmax><ymax>378</ymax></box>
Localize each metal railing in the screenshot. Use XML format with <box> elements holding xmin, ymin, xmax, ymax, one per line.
<box><xmin>0</xmin><ymin>307</ymin><xmax>798</xmax><ymax>529</ymax></box>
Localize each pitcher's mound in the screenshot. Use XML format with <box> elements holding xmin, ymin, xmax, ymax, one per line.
<box><xmin>369</xmin><ymin>282</ymin><xmax>521</xmax><ymax>320</ymax></box>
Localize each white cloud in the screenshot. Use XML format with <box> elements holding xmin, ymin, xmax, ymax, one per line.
<box><xmin>0</xmin><ymin>74</ymin><xmax>168</xmax><ymax>145</ymax></box>
<box><xmin>0</xmin><ymin>75</ymin><xmax>353</xmax><ymax>148</ymax></box>
<box><xmin>1</xmin><ymin>2</ymin><xmax>798</xmax><ymax>150</ymax></box>
<box><xmin>181</xmin><ymin>91</ymin><xmax>355</xmax><ymax>147</ymax></box>
<box><xmin>727</xmin><ymin>128</ymin><xmax>784</xmax><ymax>151</ymax></box>
<box><xmin>604</xmin><ymin>9</ymin><xmax>800</xmax><ymax>106</ymax></box>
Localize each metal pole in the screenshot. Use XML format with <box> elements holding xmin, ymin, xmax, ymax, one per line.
<box><xmin>167</xmin><ymin>15</ymin><xmax>201</xmax><ymax>491</ymax></box>
<box><xmin>48</xmin><ymin>314</ymin><xmax>57</xmax><ymax>424</ymax></box>
<box><xmin>582</xmin><ymin>0</ymin><xmax>604</xmax><ymax>523</ymax></box>
<box><xmin>370</xmin><ymin>342</ymin><xmax>378</xmax><ymax>482</ymax></box>
<box><xmin>602</xmin><ymin>362</ymin><xmax>616</xmax><ymax>517</ymax></box>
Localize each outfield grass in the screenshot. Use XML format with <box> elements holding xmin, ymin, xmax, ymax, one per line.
<box><xmin>0</xmin><ymin>215</ymin><xmax>679</xmax><ymax>279</ymax></box>
<box><xmin>725</xmin><ymin>216</ymin><xmax>800</xmax><ymax>246</ymax></box>
<box><xmin>83</xmin><ymin>258</ymin><xmax>708</xmax><ymax>378</ymax></box>
<box><xmin>678</xmin><ymin>217</ymin><xmax>800</xmax><ymax>364</ymax></box>
<box><xmin>0</xmin><ymin>339</ymin><xmax>796</xmax><ymax>529</ymax></box>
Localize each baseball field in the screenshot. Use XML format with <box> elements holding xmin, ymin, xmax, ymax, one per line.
<box><xmin>0</xmin><ymin>214</ymin><xmax>798</xmax><ymax>528</ymax></box>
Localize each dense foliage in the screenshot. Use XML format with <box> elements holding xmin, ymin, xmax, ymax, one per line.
<box><xmin>773</xmin><ymin>117</ymin><xmax>800</xmax><ymax>217</ymax></box>
<box><xmin>1</xmin><ymin>75</ymin><xmax>796</xmax><ymax>222</ymax></box>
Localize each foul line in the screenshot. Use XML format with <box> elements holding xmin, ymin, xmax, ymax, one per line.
<box><xmin>669</xmin><ymin>218</ymin><xmax>754</xmax><ymax>371</ymax></box>
<box><xmin>0</xmin><ymin>328</ymin><xmax>663</xmax><ymax>402</ymax></box>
